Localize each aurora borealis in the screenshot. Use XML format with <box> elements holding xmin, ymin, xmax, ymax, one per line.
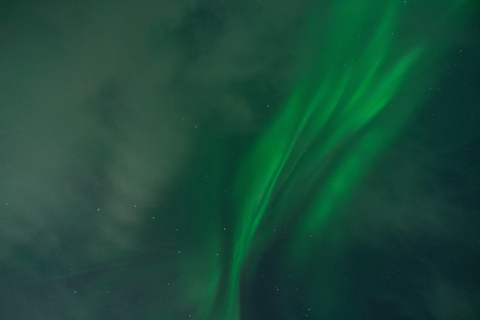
<box><xmin>1</xmin><ymin>0</ymin><xmax>480</xmax><ymax>319</ymax></box>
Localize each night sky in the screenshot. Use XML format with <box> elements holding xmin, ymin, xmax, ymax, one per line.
<box><xmin>1</xmin><ymin>1</ymin><xmax>480</xmax><ymax>319</ymax></box>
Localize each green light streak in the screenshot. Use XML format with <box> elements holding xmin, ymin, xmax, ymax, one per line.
<box><xmin>212</xmin><ymin>1</ymin><xmax>474</xmax><ymax>319</ymax></box>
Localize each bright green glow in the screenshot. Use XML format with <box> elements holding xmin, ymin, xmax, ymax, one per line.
<box><xmin>212</xmin><ymin>1</ymin><xmax>473</xmax><ymax>319</ymax></box>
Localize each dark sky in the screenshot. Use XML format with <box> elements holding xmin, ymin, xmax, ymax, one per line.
<box><xmin>1</xmin><ymin>1</ymin><xmax>479</xmax><ymax>319</ymax></box>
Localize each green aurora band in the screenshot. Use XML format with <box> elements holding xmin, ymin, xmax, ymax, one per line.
<box><xmin>0</xmin><ymin>1</ymin><xmax>477</xmax><ymax>319</ymax></box>
<box><xmin>210</xmin><ymin>0</ymin><xmax>475</xmax><ymax>319</ymax></box>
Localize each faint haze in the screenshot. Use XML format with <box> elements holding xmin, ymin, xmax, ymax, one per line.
<box><xmin>0</xmin><ymin>0</ymin><xmax>306</xmax><ymax>273</ymax></box>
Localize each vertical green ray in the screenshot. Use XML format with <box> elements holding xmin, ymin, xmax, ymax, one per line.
<box><xmin>211</xmin><ymin>0</ymin><xmax>475</xmax><ymax>319</ymax></box>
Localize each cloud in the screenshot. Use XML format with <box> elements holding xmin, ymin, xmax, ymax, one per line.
<box><xmin>0</xmin><ymin>0</ymin><xmax>307</xmax><ymax>277</ymax></box>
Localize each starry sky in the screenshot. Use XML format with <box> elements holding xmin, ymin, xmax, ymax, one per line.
<box><xmin>1</xmin><ymin>0</ymin><xmax>479</xmax><ymax>319</ymax></box>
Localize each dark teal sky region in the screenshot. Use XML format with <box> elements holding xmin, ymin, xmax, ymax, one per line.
<box><xmin>1</xmin><ymin>1</ymin><xmax>479</xmax><ymax>319</ymax></box>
